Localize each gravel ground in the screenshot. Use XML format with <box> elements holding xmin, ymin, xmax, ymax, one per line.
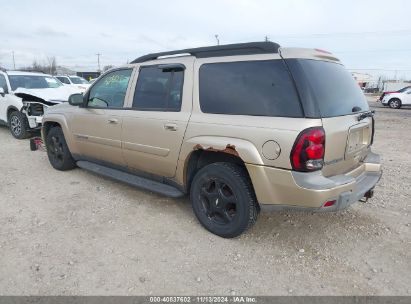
<box><xmin>0</xmin><ymin>96</ymin><xmax>410</xmax><ymax>296</ymax></box>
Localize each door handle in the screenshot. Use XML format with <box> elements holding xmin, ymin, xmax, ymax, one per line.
<box><xmin>108</xmin><ymin>118</ymin><xmax>119</xmax><ymax>124</ymax></box>
<box><xmin>164</xmin><ymin>123</ymin><xmax>178</xmax><ymax>131</ymax></box>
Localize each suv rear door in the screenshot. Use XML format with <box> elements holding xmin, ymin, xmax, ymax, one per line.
<box><xmin>285</xmin><ymin>57</ymin><xmax>372</xmax><ymax>176</ymax></box>
<box><xmin>121</xmin><ymin>58</ymin><xmax>194</xmax><ymax>177</ymax></box>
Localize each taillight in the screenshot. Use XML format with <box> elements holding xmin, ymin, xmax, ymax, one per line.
<box><xmin>290</xmin><ymin>127</ymin><xmax>325</xmax><ymax>172</ymax></box>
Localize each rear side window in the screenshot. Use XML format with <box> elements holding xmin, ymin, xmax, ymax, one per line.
<box><xmin>287</xmin><ymin>59</ymin><xmax>369</xmax><ymax>117</ymax></box>
<box><xmin>132</xmin><ymin>66</ymin><xmax>184</xmax><ymax>111</ymax></box>
<box><xmin>199</xmin><ymin>60</ymin><xmax>303</xmax><ymax>117</ymax></box>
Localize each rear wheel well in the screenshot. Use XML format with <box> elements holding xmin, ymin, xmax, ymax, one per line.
<box><xmin>185</xmin><ymin>149</ymin><xmax>249</xmax><ymax>193</ymax></box>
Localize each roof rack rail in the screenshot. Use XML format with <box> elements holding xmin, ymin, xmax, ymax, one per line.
<box><xmin>131</xmin><ymin>41</ymin><xmax>280</xmax><ymax>64</ymax></box>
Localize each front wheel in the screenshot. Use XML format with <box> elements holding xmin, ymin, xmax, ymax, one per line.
<box><xmin>9</xmin><ymin>111</ymin><xmax>30</xmax><ymax>139</ymax></box>
<box><xmin>190</xmin><ymin>162</ymin><xmax>259</xmax><ymax>238</ymax></box>
<box><xmin>46</xmin><ymin>127</ymin><xmax>76</xmax><ymax>171</ymax></box>
<box><xmin>388</xmin><ymin>98</ymin><xmax>401</xmax><ymax>109</ymax></box>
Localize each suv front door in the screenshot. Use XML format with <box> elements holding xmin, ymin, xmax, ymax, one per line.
<box><xmin>68</xmin><ymin>68</ymin><xmax>134</xmax><ymax>166</ymax></box>
<box><xmin>122</xmin><ymin>59</ymin><xmax>193</xmax><ymax>177</ymax></box>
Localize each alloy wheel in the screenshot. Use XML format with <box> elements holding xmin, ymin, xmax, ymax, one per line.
<box><xmin>198</xmin><ymin>178</ymin><xmax>238</xmax><ymax>225</ymax></box>
<box><xmin>390</xmin><ymin>100</ymin><xmax>399</xmax><ymax>108</ymax></box>
<box><xmin>10</xmin><ymin>115</ymin><xmax>22</xmax><ymax>136</ymax></box>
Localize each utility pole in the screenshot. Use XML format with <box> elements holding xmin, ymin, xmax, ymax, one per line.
<box><xmin>214</xmin><ymin>34</ymin><xmax>220</xmax><ymax>46</ymax></box>
<box><xmin>12</xmin><ymin>51</ymin><xmax>16</xmax><ymax>69</ymax></box>
<box><xmin>96</xmin><ymin>53</ymin><xmax>101</xmax><ymax>72</ymax></box>
<box><xmin>264</xmin><ymin>36</ymin><xmax>270</xmax><ymax>42</ymax></box>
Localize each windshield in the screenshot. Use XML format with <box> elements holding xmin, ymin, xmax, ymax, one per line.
<box><xmin>69</xmin><ymin>76</ymin><xmax>89</xmax><ymax>84</ymax></box>
<box><xmin>9</xmin><ymin>75</ymin><xmax>63</xmax><ymax>90</ymax></box>
<box><xmin>287</xmin><ymin>59</ymin><xmax>369</xmax><ymax>118</ymax></box>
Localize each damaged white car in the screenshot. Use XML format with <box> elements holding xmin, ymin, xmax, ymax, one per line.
<box><xmin>0</xmin><ymin>71</ymin><xmax>78</xmax><ymax>139</ymax></box>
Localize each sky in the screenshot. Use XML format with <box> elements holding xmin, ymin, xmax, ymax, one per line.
<box><xmin>1</xmin><ymin>0</ymin><xmax>411</xmax><ymax>79</ymax></box>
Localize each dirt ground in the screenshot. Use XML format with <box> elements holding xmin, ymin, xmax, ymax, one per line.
<box><xmin>0</xmin><ymin>96</ymin><xmax>410</xmax><ymax>296</ymax></box>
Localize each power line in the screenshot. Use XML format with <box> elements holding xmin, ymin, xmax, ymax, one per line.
<box><xmin>273</xmin><ymin>29</ymin><xmax>411</xmax><ymax>39</ymax></box>
<box><xmin>334</xmin><ymin>49</ymin><xmax>411</xmax><ymax>54</ymax></box>
<box><xmin>348</xmin><ymin>68</ymin><xmax>411</xmax><ymax>71</ymax></box>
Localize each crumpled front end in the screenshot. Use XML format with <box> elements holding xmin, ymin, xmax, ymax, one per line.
<box><xmin>22</xmin><ymin>101</ymin><xmax>50</xmax><ymax>129</ymax></box>
<box><xmin>15</xmin><ymin>91</ymin><xmax>65</xmax><ymax>129</ymax></box>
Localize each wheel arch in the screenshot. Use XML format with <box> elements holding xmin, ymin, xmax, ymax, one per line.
<box><xmin>42</xmin><ymin>114</ymin><xmax>79</xmax><ymax>155</ymax></box>
<box><xmin>388</xmin><ymin>97</ymin><xmax>402</xmax><ymax>106</ymax></box>
<box><xmin>178</xmin><ymin>136</ymin><xmax>263</xmax><ymax>193</ymax></box>
<box><xmin>6</xmin><ymin>106</ymin><xmax>20</xmax><ymax>123</ymax></box>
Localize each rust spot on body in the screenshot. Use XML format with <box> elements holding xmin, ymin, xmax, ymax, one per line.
<box><xmin>193</xmin><ymin>144</ymin><xmax>239</xmax><ymax>157</ymax></box>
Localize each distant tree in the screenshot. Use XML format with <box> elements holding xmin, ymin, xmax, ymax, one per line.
<box><xmin>20</xmin><ymin>56</ymin><xmax>58</xmax><ymax>74</ymax></box>
<box><xmin>46</xmin><ymin>56</ymin><xmax>57</xmax><ymax>75</ymax></box>
<box><xmin>103</xmin><ymin>65</ymin><xmax>114</xmax><ymax>72</ymax></box>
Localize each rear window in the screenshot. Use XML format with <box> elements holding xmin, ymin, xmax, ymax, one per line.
<box><xmin>287</xmin><ymin>59</ymin><xmax>369</xmax><ymax>117</ymax></box>
<box><xmin>199</xmin><ymin>60</ymin><xmax>303</xmax><ymax>117</ymax></box>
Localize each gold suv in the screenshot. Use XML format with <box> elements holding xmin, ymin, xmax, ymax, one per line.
<box><xmin>41</xmin><ymin>42</ymin><xmax>382</xmax><ymax>238</ymax></box>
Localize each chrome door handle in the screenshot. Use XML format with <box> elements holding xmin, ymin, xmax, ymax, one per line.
<box><xmin>164</xmin><ymin>123</ymin><xmax>178</xmax><ymax>131</ymax></box>
<box><xmin>108</xmin><ymin>118</ymin><xmax>119</xmax><ymax>124</ymax></box>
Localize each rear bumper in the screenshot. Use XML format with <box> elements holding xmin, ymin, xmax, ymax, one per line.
<box><xmin>246</xmin><ymin>151</ymin><xmax>382</xmax><ymax>211</ymax></box>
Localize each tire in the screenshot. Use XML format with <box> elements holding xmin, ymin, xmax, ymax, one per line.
<box><xmin>190</xmin><ymin>162</ymin><xmax>259</xmax><ymax>238</ymax></box>
<box><xmin>45</xmin><ymin>127</ymin><xmax>76</xmax><ymax>171</ymax></box>
<box><xmin>388</xmin><ymin>98</ymin><xmax>401</xmax><ymax>109</ymax></box>
<box><xmin>9</xmin><ymin>111</ymin><xmax>30</xmax><ymax>139</ymax></box>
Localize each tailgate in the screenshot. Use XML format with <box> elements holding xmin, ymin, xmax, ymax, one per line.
<box><xmin>322</xmin><ymin>115</ymin><xmax>372</xmax><ymax>177</ymax></box>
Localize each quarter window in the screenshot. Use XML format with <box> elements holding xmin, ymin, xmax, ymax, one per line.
<box><xmin>132</xmin><ymin>65</ymin><xmax>184</xmax><ymax>111</ymax></box>
<box><xmin>87</xmin><ymin>69</ymin><xmax>132</xmax><ymax>108</ymax></box>
<box><xmin>199</xmin><ymin>60</ymin><xmax>303</xmax><ymax>117</ymax></box>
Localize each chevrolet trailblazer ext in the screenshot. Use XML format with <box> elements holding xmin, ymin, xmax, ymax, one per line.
<box><xmin>41</xmin><ymin>42</ymin><xmax>382</xmax><ymax>238</ymax></box>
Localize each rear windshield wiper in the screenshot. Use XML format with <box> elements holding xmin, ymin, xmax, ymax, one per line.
<box><xmin>357</xmin><ymin>110</ymin><xmax>375</xmax><ymax>121</ymax></box>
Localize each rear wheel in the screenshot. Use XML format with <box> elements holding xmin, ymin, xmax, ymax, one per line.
<box><xmin>9</xmin><ymin>111</ymin><xmax>30</xmax><ymax>139</ymax></box>
<box><xmin>190</xmin><ymin>162</ymin><xmax>259</xmax><ymax>238</ymax></box>
<box><xmin>388</xmin><ymin>98</ymin><xmax>401</xmax><ymax>109</ymax></box>
<box><xmin>45</xmin><ymin>127</ymin><xmax>76</xmax><ymax>171</ymax></box>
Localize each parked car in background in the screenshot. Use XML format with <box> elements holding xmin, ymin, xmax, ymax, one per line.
<box><xmin>379</xmin><ymin>86</ymin><xmax>411</xmax><ymax>102</ymax></box>
<box><xmin>0</xmin><ymin>71</ymin><xmax>77</xmax><ymax>139</ymax></box>
<box><xmin>381</xmin><ymin>87</ymin><xmax>411</xmax><ymax>109</ymax></box>
<box><xmin>41</xmin><ymin>42</ymin><xmax>381</xmax><ymax>238</ymax></box>
<box><xmin>55</xmin><ymin>75</ymin><xmax>90</xmax><ymax>93</ymax></box>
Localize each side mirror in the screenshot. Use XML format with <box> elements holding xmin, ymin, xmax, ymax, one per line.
<box><xmin>68</xmin><ymin>93</ymin><xmax>85</xmax><ymax>106</ymax></box>
<box><xmin>0</xmin><ymin>87</ymin><xmax>5</xmax><ymax>96</ymax></box>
